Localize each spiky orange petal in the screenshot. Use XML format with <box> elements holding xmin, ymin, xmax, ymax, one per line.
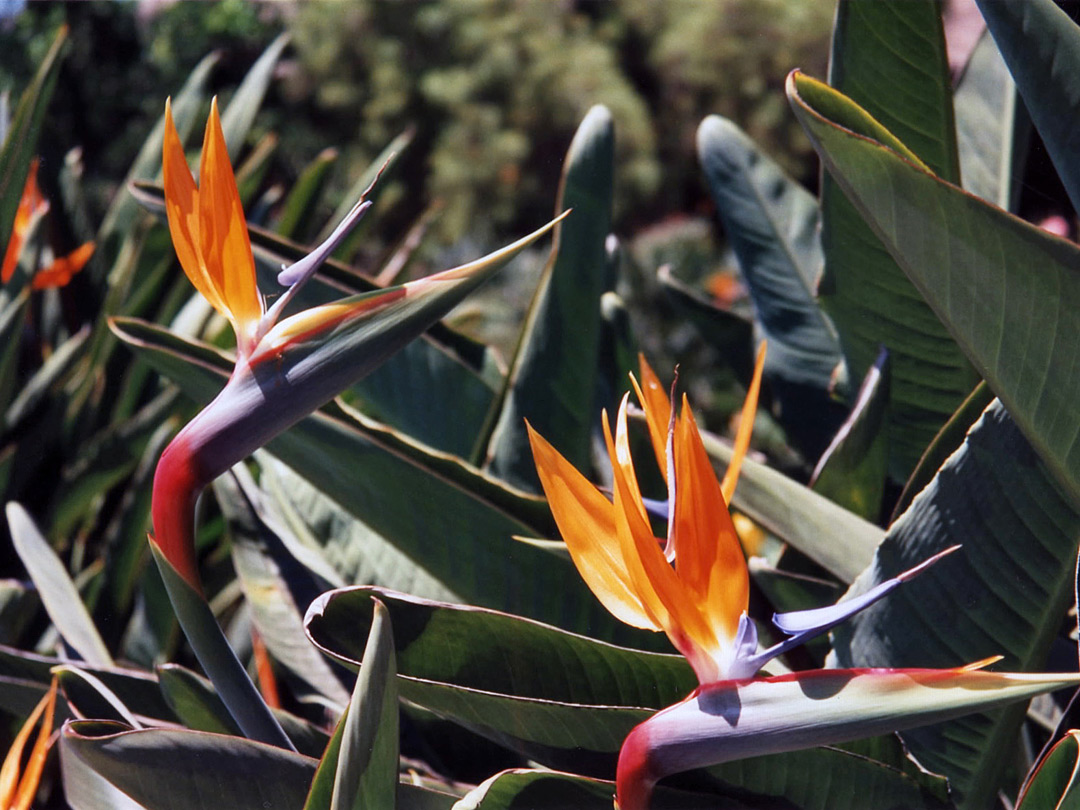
<box><xmin>528</xmin><ymin>421</ymin><xmax>656</xmax><ymax>629</ymax></box>
<box><xmin>30</xmin><ymin>241</ymin><xmax>94</xmax><ymax>290</ymax></box>
<box><xmin>720</xmin><ymin>342</ymin><xmax>766</xmax><ymax>502</ymax></box>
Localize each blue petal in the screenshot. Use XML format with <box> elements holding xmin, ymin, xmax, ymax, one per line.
<box><xmin>732</xmin><ymin>545</ymin><xmax>960</xmax><ymax>676</ymax></box>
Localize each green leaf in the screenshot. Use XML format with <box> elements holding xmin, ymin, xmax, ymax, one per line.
<box><xmin>891</xmin><ymin>380</ymin><xmax>993</xmax><ymax>522</ymax></box>
<box><xmin>330</xmin><ymin>598</ymin><xmax>398</xmax><ymax>810</ymax></box>
<box><xmin>276</xmin><ymin>147</ymin><xmax>338</xmax><ymax>241</ymax></box>
<box><xmin>305</xmin><ymin>586</ymin><xmax>695</xmax><ymax>711</ymax></box>
<box><xmin>789</xmin><ymin>70</ymin><xmax>1080</xmax><ymax>501</ymax></box>
<box><xmin>820</xmin><ymin>1</ymin><xmax>978</xmax><ymax>482</ymax></box>
<box><xmin>484</xmin><ymin>105</ymin><xmax>614</xmax><ymax>489</ymax></box>
<box><xmin>830</xmin><ymin>400</ymin><xmax>1080</xmax><ymax>809</ymax></box>
<box><xmin>809</xmin><ymin>347</ymin><xmax>889</xmax><ymax>521</ymax></box>
<box><xmin>953</xmin><ymin>28</ymin><xmax>1024</xmax><ymax>210</ymax></box>
<box><xmin>149</xmin><ymin>543</ymin><xmax>293</xmax><ymax>750</ymax></box>
<box><xmin>975</xmin><ymin>0</ymin><xmax>1080</xmax><ymax>213</ymax></box>
<box><xmin>60</xmin><ymin>721</ymin><xmax>315</xmax><ymax>810</ymax></box>
<box><xmin>6</xmin><ymin>502</ymin><xmax>112</xmax><ymax>667</ymax></box>
<box><xmin>696</xmin><ymin>115</ymin><xmax>842</xmax><ymax>454</ymax></box>
<box><xmin>0</xmin><ymin>291</ymin><xmax>28</xmax><ymax>418</ymax></box>
<box><xmin>157</xmin><ymin>663</ymin><xmax>241</xmax><ymax>736</ymax></box>
<box><xmin>216</xmin><ymin>469</ymin><xmax>352</xmax><ymax>708</ymax></box>
<box><xmin>0</xmin><ymin>25</ymin><xmax>67</xmax><ymax>264</ymax></box>
<box><xmin>702</xmin><ymin>430</ymin><xmax>883</xmax><ymax>583</ymax></box>
<box><xmin>218</xmin><ymin>33</ymin><xmax>290</xmax><ymax>159</ymax></box>
<box><xmin>0</xmin><ymin>644</ymin><xmax>173</xmax><ymax>722</ymax></box>
<box><xmin>1016</xmin><ymin>730</ymin><xmax>1080</xmax><ymax>810</ymax></box>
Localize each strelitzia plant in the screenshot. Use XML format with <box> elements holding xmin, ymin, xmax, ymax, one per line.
<box><xmin>148</xmin><ymin>97</ymin><xmax>563</xmax><ymax>748</ymax></box>
<box><xmin>528</xmin><ymin>354</ymin><xmax>1080</xmax><ymax>810</ymax></box>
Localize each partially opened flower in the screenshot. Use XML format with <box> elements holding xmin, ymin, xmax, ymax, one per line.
<box><xmin>1</xmin><ymin>158</ymin><xmax>94</xmax><ymax>290</ymax></box>
<box><xmin>147</xmin><ymin>97</ymin><xmax>562</xmax><ymax>747</ymax></box>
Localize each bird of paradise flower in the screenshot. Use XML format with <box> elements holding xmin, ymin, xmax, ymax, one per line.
<box><xmin>529</xmin><ymin>353</ymin><xmax>1080</xmax><ymax>809</ymax></box>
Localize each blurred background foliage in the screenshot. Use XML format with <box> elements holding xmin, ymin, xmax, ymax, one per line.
<box><xmin>0</xmin><ymin>0</ymin><xmax>831</xmax><ymax>250</ymax></box>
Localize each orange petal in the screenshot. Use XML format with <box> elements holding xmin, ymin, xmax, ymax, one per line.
<box><xmin>1</xmin><ymin>678</ymin><xmax>57</xmax><ymax>810</ymax></box>
<box><xmin>721</xmin><ymin>342</ymin><xmax>765</xmax><ymax>503</ymax></box>
<box><xmin>606</xmin><ymin>399</ymin><xmax>720</xmax><ymax>680</ymax></box>
<box><xmin>631</xmin><ymin>354</ymin><xmax>672</xmax><ymax>481</ymax></box>
<box><xmin>672</xmin><ymin>400</ymin><xmax>747</xmax><ymax>643</ymax></box>
<box><xmin>198</xmin><ymin>98</ymin><xmax>260</xmax><ymax>342</ymax></box>
<box><xmin>527</xmin><ymin>421</ymin><xmax>657</xmax><ymax>629</ymax></box>
<box><xmin>1</xmin><ymin>159</ymin><xmax>47</xmax><ymax>284</ymax></box>
<box><xmin>30</xmin><ymin>241</ymin><xmax>94</xmax><ymax>290</ymax></box>
<box><xmin>163</xmin><ymin>98</ymin><xmax>228</xmax><ymax>317</ymax></box>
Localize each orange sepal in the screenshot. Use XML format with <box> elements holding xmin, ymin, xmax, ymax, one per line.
<box><xmin>1</xmin><ymin>159</ymin><xmax>48</xmax><ymax>284</ymax></box>
<box><xmin>721</xmin><ymin>343</ymin><xmax>766</xmax><ymax>503</ymax></box>
<box><xmin>527</xmin><ymin>421</ymin><xmax>656</xmax><ymax>630</ymax></box>
<box><xmin>0</xmin><ymin>677</ymin><xmax>57</xmax><ymax>810</ymax></box>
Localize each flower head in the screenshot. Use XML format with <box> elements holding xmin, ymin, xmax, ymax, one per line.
<box><xmin>530</xmin><ymin>348</ymin><xmax>953</xmax><ymax>685</ymax></box>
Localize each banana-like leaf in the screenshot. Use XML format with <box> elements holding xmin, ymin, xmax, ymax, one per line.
<box><xmin>702</xmin><ymin>431</ymin><xmax>883</xmax><ymax>583</ymax></box>
<box><xmin>6</xmin><ymin>503</ymin><xmax>112</xmax><ymax>667</ymax></box>
<box><xmin>830</xmin><ymin>400</ymin><xmax>1080</xmax><ymax>809</ymax></box>
<box><xmin>330</xmin><ymin>599</ymin><xmax>398</xmax><ymax>810</ymax></box>
<box><xmin>697</xmin><ymin>115</ymin><xmax>842</xmax><ymax>455</ymax></box>
<box><xmin>485</xmin><ymin>105</ymin><xmax>614</xmax><ymax>489</ymax></box>
<box><xmin>789</xmin><ymin>70</ymin><xmax>1080</xmax><ymax>502</ymax></box>
<box><xmin>821</xmin><ymin>1</ymin><xmax>978</xmax><ymax>482</ymax></box>
<box><xmin>1016</xmin><ymin>730</ymin><xmax>1080</xmax><ymax>810</ymax></box>
<box><xmin>809</xmin><ymin>347</ymin><xmax>889</xmax><ymax>521</ymax></box>
<box><xmin>110</xmin><ymin>318</ymin><xmax>637</xmax><ymax>645</ymax></box>
<box><xmin>305</xmin><ymin>587</ymin><xmax>695</xmax><ymax>711</ymax></box>
<box><xmin>0</xmin><ymin>644</ymin><xmax>172</xmax><ymax>722</ymax></box>
<box><xmin>891</xmin><ymin>380</ymin><xmax>993</xmax><ymax>522</ymax></box>
<box><xmin>156</xmin><ymin>663</ymin><xmax>240</xmax><ymax>736</ymax></box>
<box><xmin>953</xmin><ymin>27</ymin><xmax>1023</xmax><ymax>210</ymax></box>
<box><xmin>150</xmin><ymin>543</ymin><xmax>292</xmax><ymax>750</ymax></box>
<box><xmin>216</xmin><ymin>469</ymin><xmax>352</xmax><ymax>707</ymax></box>
<box><xmin>0</xmin><ymin>26</ymin><xmax>66</xmax><ymax>264</ymax></box>
<box><xmin>975</xmin><ymin>0</ymin><xmax>1080</xmax><ymax>213</ymax></box>
<box><xmin>60</xmin><ymin>722</ymin><xmax>452</xmax><ymax>810</ymax></box>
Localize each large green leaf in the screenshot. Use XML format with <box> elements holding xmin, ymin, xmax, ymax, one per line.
<box><xmin>0</xmin><ymin>25</ymin><xmax>67</xmax><ymax>265</ymax></box>
<box><xmin>821</xmin><ymin>0</ymin><xmax>978</xmax><ymax>482</ymax></box>
<box><xmin>305</xmin><ymin>587</ymin><xmax>695</xmax><ymax>711</ymax></box>
<box><xmin>150</xmin><ymin>543</ymin><xmax>292</xmax><ymax>750</ymax></box>
<box><xmin>975</xmin><ymin>0</ymin><xmax>1080</xmax><ymax>214</ymax></box>
<box><xmin>830</xmin><ymin>400</ymin><xmax>1080</xmax><ymax>809</ymax></box>
<box><xmin>697</xmin><ymin>115</ymin><xmax>842</xmax><ymax>456</ymax></box>
<box><xmin>60</xmin><ymin>722</ymin><xmax>452</xmax><ymax>810</ymax></box>
<box><xmin>108</xmin><ymin>318</ymin><xmax>636</xmax><ymax>645</ymax></box>
<box><xmin>276</xmin><ymin>147</ymin><xmax>338</xmax><ymax>242</ymax></box>
<box><xmin>789</xmin><ymin>70</ymin><xmax>1080</xmax><ymax>502</ymax></box>
<box><xmin>484</xmin><ymin>105</ymin><xmax>613</xmax><ymax>489</ymax></box>
<box><xmin>215</xmin><ymin>470</ymin><xmax>352</xmax><ymax>707</ymax></box>
<box><xmin>330</xmin><ymin>598</ymin><xmax>398</xmax><ymax>810</ymax></box>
